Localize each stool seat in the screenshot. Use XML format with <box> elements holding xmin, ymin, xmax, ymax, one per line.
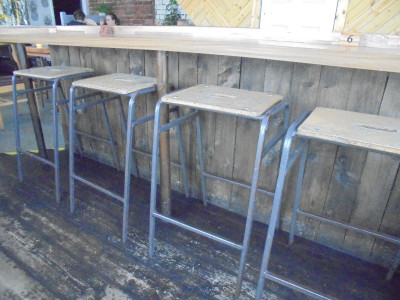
<box><xmin>298</xmin><ymin>107</ymin><xmax>400</xmax><ymax>156</ymax></box>
<box><xmin>72</xmin><ymin>73</ymin><xmax>157</xmax><ymax>95</ymax></box>
<box><xmin>13</xmin><ymin>66</ymin><xmax>94</xmax><ymax>80</ymax></box>
<box><xmin>162</xmin><ymin>84</ymin><xmax>283</xmax><ymax>117</ymax></box>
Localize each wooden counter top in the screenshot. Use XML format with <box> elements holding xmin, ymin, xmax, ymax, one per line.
<box><xmin>1</xmin><ymin>26</ymin><xmax>399</xmax><ymax>73</ymax></box>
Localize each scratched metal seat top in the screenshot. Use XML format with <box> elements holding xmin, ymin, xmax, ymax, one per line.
<box><xmin>298</xmin><ymin>107</ymin><xmax>400</xmax><ymax>156</ymax></box>
<box><xmin>162</xmin><ymin>84</ymin><xmax>283</xmax><ymax>118</ymax></box>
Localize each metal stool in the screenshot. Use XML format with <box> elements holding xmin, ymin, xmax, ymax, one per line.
<box><xmin>256</xmin><ymin>107</ymin><xmax>400</xmax><ymax>299</ymax></box>
<box><xmin>69</xmin><ymin>73</ymin><xmax>188</xmax><ymax>243</ymax></box>
<box><xmin>149</xmin><ymin>84</ymin><xmax>289</xmax><ymax>298</ymax></box>
<box><xmin>12</xmin><ymin>65</ymin><xmax>94</xmax><ymax>202</ymax></box>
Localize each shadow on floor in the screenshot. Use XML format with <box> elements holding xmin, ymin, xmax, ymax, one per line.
<box><xmin>0</xmin><ymin>91</ymin><xmax>65</xmax><ymax>153</ymax></box>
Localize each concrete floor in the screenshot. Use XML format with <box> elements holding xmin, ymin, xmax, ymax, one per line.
<box><xmin>0</xmin><ymin>94</ymin><xmax>65</xmax><ymax>154</ymax></box>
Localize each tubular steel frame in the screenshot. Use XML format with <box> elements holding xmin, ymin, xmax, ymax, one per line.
<box><xmin>69</xmin><ymin>85</ymin><xmax>189</xmax><ymax>243</ymax></box>
<box><xmin>255</xmin><ymin>111</ymin><xmax>400</xmax><ymax>300</ymax></box>
<box><xmin>149</xmin><ymin>96</ymin><xmax>290</xmax><ymax>298</ymax></box>
<box><xmin>12</xmin><ymin>71</ymin><xmax>93</xmax><ymax>202</ymax></box>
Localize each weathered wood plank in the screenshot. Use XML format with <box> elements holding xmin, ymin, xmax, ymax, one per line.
<box><xmin>370</xmin><ymin>73</ymin><xmax>400</xmax><ymax>266</ymax></box>
<box><xmin>255</xmin><ymin>60</ymin><xmax>294</xmax><ymax>223</ymax></box>
<box><xmin>230</xmin><ymin>57</ymin><xmax>266</xmax><ymax>216</ymax></box>
<box><xmin>341</xmin><ymin>71</ymin><xmax>399</xmax><ymax>263</ymax></box>
<box><xmin>336</xmin><ymin>70</ymin><xmax>388</xmax><ymax>260</ymax></box>
<box><xmin>280</xmin><ymin>63</ymin><xmax>321</xmax><ymax>232</ymax></box>
<box><xmin>207</xmin><ymin>56</ymin><xmax>241</xmax><ymax>209</ymax></box>
<box><xmin>306</xmin><ymin>66</ymin><xmax>354</xmax><ymax>248</ymax></box>
<box><xmin>178</xmin><ymin>52</ymin><xmax>199</xmax><ymax>196</ymax></box>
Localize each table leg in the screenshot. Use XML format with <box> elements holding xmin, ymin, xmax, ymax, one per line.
<box><xmin>11</xmin><ymin>43</ymin><xmax>47</xmax><ymax>159</ymax></box>
<box><xmin>156</xmin><ymin>50</ymin><xmax>171</xmax><ymax>215</ymax></box>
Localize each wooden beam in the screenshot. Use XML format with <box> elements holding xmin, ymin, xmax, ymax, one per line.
<box><xmin>0</xmin><ymin>27</ymin><xmax>399</xmax><ymax>73</ymax></box>
<box><xmin>156</xmin><ymin>51</ymin><xmax>171</xmax><ymax>216</ymax></box>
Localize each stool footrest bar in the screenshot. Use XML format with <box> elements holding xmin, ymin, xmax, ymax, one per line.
<box><xmin>204</xmin><ymin>172</ymin><xmax>274</xmax><ymax>197</ymax></box>
<box><xmin>19</xmin><ymin>149</ymin><xmax>55</xmax><ymax>167</ymax></box>
<box><xmin>72</xmin><ymin>174</ymin><xmax>124</xmax><ymax>202</ymax></box>
<box><xmin>75</xmin><ymin>130</ymin><xmax>113</xmax><ymax>144</ymax></box>
<box><xmin>298</xmin><ymin>210</ymin><xmax>400</xmax><ymax>245</ymax></box>
<box><xmin>285</xmin><ymin>140</ymin><xmax>308</xmax><ymax>176</ymax></box>
<box><xmin>130</xmin><ymin>114</ymin><xmax>154</xmax><ymax>128</ymax></box>
<box><xmin>160</xmin><ymin>110</ymin><xmax>198</xmax><ymax>133</ymax></box>
<box><xmin>153</xmin><ymin>212</ymin><xmax>243</xmax><ymax>250</ymax></box>
<box><xmin>15</xmin><ymin>84</ymin><xmax>52</xmax><ymax>96</ymax></box>
<box><xmin>264</xmin><ymin>270</ymin><xmax>332</xmax><ymax>300</ymax></box>
<box><xmin>132</xmin><ymin>148</ymin><xmax>184</xmax><ymax>169</ymax></box>
<box><xmin>261</xmin><ymin>127</ymin><xmax>287</xmax><ymax>159</ymax></box>
<box><xmin>74</xmin><ymin>94</ymin><xmax>120</xmax><ymax>110</ymax></box>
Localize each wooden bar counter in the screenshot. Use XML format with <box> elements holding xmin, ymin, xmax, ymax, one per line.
<box><xmin>1</xmin><ymin>26</ymin><xmax>399</xmax><ymax>271</ymax></box>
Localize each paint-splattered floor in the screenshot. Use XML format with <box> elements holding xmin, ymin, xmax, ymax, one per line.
<box><xmin>0</xmin><ymin>151</ymin><xmax>399</xmax><ymax>299</ymax></box>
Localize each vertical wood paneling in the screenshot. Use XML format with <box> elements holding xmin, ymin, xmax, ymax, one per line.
<box><xmin>207</xmin><ymin>56</ymin><xmax>241</xmax><ymax>208</ymax></box>
<box><xmin>313</xmin><ymin>67</ymin><xmax>354</xmax><ymax>249</ymax></box>
<box><xmin>282</xmin><ymin>64</ymin><xmax>322</xmax><ymax>237</ymax></box>
<box><xmin>167</xmin><ymin>52</ymin><xmax>182</xmax><ymax>189</ymax></box>
<box><xmin>178</xmin><ymin>53</ymin><xmax>198</xmax><ymax>195</ymax></box>
<box><xmin>49</xmin><ymin>45</ymin><xmax>71</xmax><ymax>143</ymax></box>
<box><xmin>197</xmin><ymin>54</ymin><xmax>219</xmax><ymax>201</ymax></box>
<box><xmin>55</xmin><ymin>46</ymin><xmax>400</xmax><ymax>268</ymax></box>
<box><xmin>255</xmin><ymin>60</ymin><xmax>294</xmax><ymax>223</ymax></box>
<box><xmin>230</xmin><ymin>57</ymin><xmax>266</xmax><ymax>216</ymax></box>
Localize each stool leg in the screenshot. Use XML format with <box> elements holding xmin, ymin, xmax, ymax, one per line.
<box><xmin>122</xmin><ymin>93</ymin><xmax>139</xmax><ymax>243</ymax></box>
<box><xmin>149</xmin><ymin>100</ymin><xmax>163</xmax><ymax>257</ymax></box>
<box><xmin>235</xmin><ymin>115</ymin><xmax>270</xmax><ymax>298</ymax></box>
<box><xmin>177</xmin><ymin>117</ymin><xmax>189</xmax><ymax>198</ymax></box>
<box><xmin>118</xmin><ymin>95</ymin><xmax>141</xmax><ymax>178</ymax></box>
<box><xmin>289</xmin><ymin>140</ymin><xmax>309</xmax><ymax>245</ymax></box>
<box><xmin>255</xmin><ymin>124</ymin><xmax>295</xmax><ymax>300</ymax></box>
<box><xmin>195</xmin><ymin>114</ymin><xmax>207</xmax><ymax>205</ymax></box>
<box><xmin>101</xmin><ymin>102</ymin><xmax>121</xmax><ymax>170</ymax></box>
<box><xmin>12</xmin><ymin>75</ymin><xmax>23</xmax><ymax>182</ymax></box>
<box><xmin>118</xmin><ymin>97</ymin><xmax>127</xmax><ymax>133</ymax></box>
<box><xmin>69</xmin><ymin>86</ymin><xmax>77</xmax><ymax>212</ymax></box>
<box><xmin>58</xmin><ymin>83</ymin><xmax>83</xmax><ymax>154</ymax></box>
<box><xmin>52</xmin><ymin>80</ymin><xmax>61</xmax><ymax>202</ymax></box>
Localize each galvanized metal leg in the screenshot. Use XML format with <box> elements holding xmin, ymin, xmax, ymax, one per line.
<box><xmin>177</xmin><ymin>123</ymin><xmax>189</xmax><ymax>198</ymax></box>
<box><xmin>289</xmin><ymin>140</ymin><xmax>309</xmax><ymax>245</ymax></box>
<box><xmin>149</xmin><ymin>100</ymin><xmax>163</xmax><ymax>257</ymax></box>
<box><xmin>255</xmin><ymin>111</ymin><xmax>312</xmax><ymax>300</ymax></box>
<box><xmin>122</xmin><ymin>92</ymin><xmax>139</xmax><ymax>243</ymax></box>
<box><xmin>255</xmin><ymin>121</ymin><xmax>295</xmax><ymax>300</ymax></box>
<box><xmin>59</xmin><ymin>83</ymin><xmax>83</xmax><ymax>154</ymax></box>
<box><xmin>235</xmin><ymin>115</ymin><xmax>270</xmax><ymax>299</ymax></box>
<box><xmin>12</xmin><ymin>75</ymin><xmax>23</xmax><ymax>182</ymax></box>
<box><xmin>117</xmin><ymin>96</ymin><xmax>140</xmax><ymax>176</ymax></box>
<box><xmin>194</xmin><ymin>113</ymin><xmax>207</xmax><ymax>204</ymax></box>
<box><xmin>69</xmin><ymin>86</ymin><xmax>77</xmax><ymax>213</ymax></box>
<box><xmin>52</xmin><ymin>79</ymin><xmax>61</xmax><ymax>202</ymax></box>
<box><xmin>101</xmin><ymin>102</ymin><xmax>120</xmax><ymax>170</ymax></box>
<box><xmin>118</xmin><ymin>97</ymin><xmax>127</xmax><ymax>134</ymax></box>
